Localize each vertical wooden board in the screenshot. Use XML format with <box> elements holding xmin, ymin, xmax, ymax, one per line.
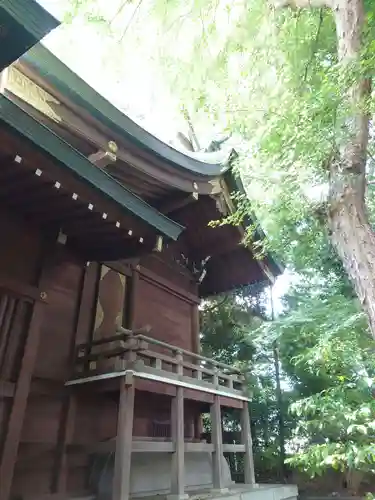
<box><xmin>0</xmin><ymin>299</ymin><xmax>46</xmax><ymax>500</ymax></box>
<box><xmin>140</xmin><ymin>249</ymin><xmax>196</xmax><ymax>293</ymax></box>
<box><xmin>134</xmin><ymin>391</ymin><xmax>172</xmax><ymax>438</ymax></box>
<box><xmin>1</xmin><ymin>300</ymin><xmax>31</xmax><ymax>383</ymax></box>
<box><xmin>20</xmin><ymin>395</ymin><xmax>62</xmax><ymax>444</ymax></box>
<box><xmin>135</xmin><ymin>278</ymin><xmax>193</xmax><ymax>350</ymax></box>
<box><xmin>33</xmin><ymin>252</ymin><xmax>83</xmax><ymax>380</ymax></box>
<box><xmin>11</xmin><ymin>449</ymin><xmax>57</xmax><ymax>499</ymax></box>
<box><xmin>50</xmin><ymin>260</ymin><xmax>94</xmax><ymax>495</ymax></box>
<box><xmin>3</xmin><ymin>245</ymin><xmax>84</xmax><ymax>500</ymax></box>
<box><xmin>0</xmin><ymin>396</ymin><xmax>11</xmax><ymax>452</ymax></box>
<box><xmin>72</xmin><ymin>393</ymin><xmax>117</xmax><ymax>445</ymax></box>
<box><xmin>0</xmin><ymin>209</ymin><xmax>42</xmax><ymax>284</ymax></box>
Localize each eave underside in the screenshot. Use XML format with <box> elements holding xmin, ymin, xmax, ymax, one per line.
<box><xmin>168</xmin><ymin>196</ymin><xmax>273</xmax><ymax>297</ymax></box>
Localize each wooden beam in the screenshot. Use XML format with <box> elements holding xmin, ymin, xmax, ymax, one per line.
<box><xmin>8</xmin><ymin>72</ymin><xmax>215</xmax><ymax>196</ymax></box>
<box><xmin>168</xmin><ymin>386</ymin><xmax>188</xmax><ymax>500</ymax></box>
<box><xmin>88</xmin><ymin>145</ymin><xmax>117</xmax><ymax>169</ymax></box>
<box><xmin>210</xmin><ymin>396</ymin><xmax>228</xmax><ymax>493</ymax></box>
<box><xmin>222</xmin><ymin>444</ymin><xmax>246</xmax><ymax>453</ymax></box>
<box><xmin>0</xmin><ymin>274</ymin><xmax>45</xmax><ymax>303</ymax></box>
<box><xmin>241</xmin><ymin>402</ymin><xmax>256</xmax><ymax>485</ymax></box>
<box><xmin>113</xmin><ymin>374</ymin><xmax>135</xmax><ymax>500</ymax></box>
<box><xmin>67</xmin><ymin>368</ymin><xmax>249</xmax><ymax>402</ymax></box>
<box><xmin>159</xmin><ymin>194</ymin><xmax>197</xmax><ymax>215</ymax></box>
<box><xmin>0</xmin><ymin>285</ymin><xmax>48</xmax><ymax>500</ymax></box>
<box><xmin>185</xmin><ymin>442</ymin><xmax>213</xmax><ymax>453</ymax></box>
<box><xmin>132</xmin><ymin>441</ymin><xmax>174</xmax><ymax>453</ymax></box>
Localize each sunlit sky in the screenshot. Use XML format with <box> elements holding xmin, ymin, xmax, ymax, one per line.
<box><xmin>37</xmin><ymin>0</ymin><xmax>186</xmax><ymax>143</ymax></box>
<box><xmin>36</xmin><ymin>0</ymin><xmax>293</xmax><ymax>307</ymax></box>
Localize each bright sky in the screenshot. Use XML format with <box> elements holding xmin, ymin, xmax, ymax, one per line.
<box><xmin>37</xmin><ymin>0</ymin><xmax>185</xmax><ymax>144</ymax></box>
<box><xmin>37</xmin><ymin>0</ymin><xmax>293</xmax><ymax>305</ymax></box>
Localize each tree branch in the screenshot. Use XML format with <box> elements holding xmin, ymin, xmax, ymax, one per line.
<box><xmin>202</xmin><ymin>296</ymin><xmax>230</xmax><ymax>314</ymax></box>
<box><xmin>109</xmin><ymin>0</ymin><xmax>127</xmax><ymax>27</ymax></box>
<box><xmin>119</xmin><ymin>0</ymin><xmax>144</xmax><ymax>41</ymax></box>
<box><xmin>303</xmin><ymin>9</ymin><xmax>324</xmax><ymax>82</ymax></box>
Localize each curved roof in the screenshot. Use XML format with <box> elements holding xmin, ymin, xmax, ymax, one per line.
<box><xmin>0</xmin><ymin>95</ymin><xmax>183</xmax><ymax>241</ymax></box>
<box><xmin>21</xmin><ymin>44</ymin><xmax>228</xmax><ymax>178</ymax></box>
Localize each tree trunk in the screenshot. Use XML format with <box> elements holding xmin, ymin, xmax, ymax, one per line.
<box><xmin>274</xmin><ymin>0</ymin><xmax>375</xmax><ymax>337</ymax></box>
<box><xmin>328</xmin><ymin>172</ymin><xmax>375</xmax><ymax>335</ymax></box>
<box><xmin>328</xmin><ymin>0</ymin><xmax>375</xmax><ymax>337</ymax></box>
<box><xmin>273</xmin><ymin>341</ymin><xmax>287</xmax><ymax>480</ymax></box>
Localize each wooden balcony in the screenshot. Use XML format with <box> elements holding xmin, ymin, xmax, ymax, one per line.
<box><xmin>67</xmin><ymin>328</ymin><xmax>256</xmax><ymax>500</ymax></box>
<box><xmin>69</xmin><ymin>327</ymin><xmax>249</xmax><ymax>400</ymax></box>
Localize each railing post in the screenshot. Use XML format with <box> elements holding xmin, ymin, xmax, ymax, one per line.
<box><xmin>168</xmin><ymin>386</ymin><xmax>188</xmax><ymax>500</ymax></box>
<box><xmin>210</xmin><ymin>395</ymin><xmax>228</xmax><ymax>494</ymax></box>
<box><xmin>241</xmin><ymin>401</ymin><xmax>256</xmax><ymax>486</ymax></box>
<box><xmin>175</xmin><ymin>351</ymin><xmax>183</xmax><ymax>376</ymax></box>
<box><xmin>113</xmin><ymin>373</ymin><xmax>135</xmax><ymax>500</ymax></box>
<box><xmin>212</xmin><ymin>367</ymin><xmax>219</xmax><ymax>388</ymax></box>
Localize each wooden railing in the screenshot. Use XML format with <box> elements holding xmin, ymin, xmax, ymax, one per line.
<box><xmin>74</xmin><ymin>327</ymin><xmax>249</xmax><ymax>397</ymax></box>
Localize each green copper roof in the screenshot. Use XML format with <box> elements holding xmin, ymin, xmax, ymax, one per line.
<box><xmin>21</xmin><ymin>44</ymin><xmax>226</xmax><ymax>177</ymax></box>
<box><xmin>0</xmin><ymin>0</ymin><xmax>59</xmax><ymax>72</ymax></box>
<box><xmin>0</xmin><ymin>95</ymin><xmax>183</xmax><ymax>241</ymax></box>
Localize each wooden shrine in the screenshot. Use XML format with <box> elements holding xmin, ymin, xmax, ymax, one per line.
<box><xmin>0</xmin><ymin>2</ymin><xmax>288</xmax><ymax>500</ymax></box>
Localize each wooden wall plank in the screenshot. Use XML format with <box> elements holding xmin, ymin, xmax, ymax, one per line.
<box><xmin>51</xmin><ymin>260</ymin><xmax>96</xmax><ymax>494</ymax></box>
<box><xmin>0</xmin><ymin>293</ymin><xmax>47</xmax><ymax>500</ymax></box>
<box><xmin>0</xmin><ymin>381</ymin><xmax>15</xmax><ymax>398</ymax></box>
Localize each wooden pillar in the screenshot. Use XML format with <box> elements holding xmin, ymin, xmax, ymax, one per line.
<box><xmin>113</xmin><ymin>373</ymin><xmax>135</xmax><ymax>500</ymax></box>
<box><xmin>0</xmin><ymin>295</ymin><xmax>47</xmax><ymax>500</ymax></box>
<box><xmin>194</xmin><ymin>414</ymin><xmax>203</xmax><ymax>441</ymax></box>
<box><xmin>241</xmin><ymin>402</ymin><xmax>256</xmax><ymax>485</ymax></box>
<box><xmin>191</xmin><ymin>303</ymin><xmax>203</xmax><ymax>441</ymax></box>
<box><xmin>129</xmin><ymin>266</ymin><xmax>140</xmax><ymax>329</ymax></box>
<box><xmin>191</xmin><ymin>303</ymin><xmax>200</xmax><ymax>354</ymax></box>
<box><xmin>210</xmin><ymin>396</ymin><xmax>228</xmax><ymax>493</ymax></box>
<box><xmin>168</xmin><ymin>386</ymin><xmax>188</xmax><ymax>500</ymax></box>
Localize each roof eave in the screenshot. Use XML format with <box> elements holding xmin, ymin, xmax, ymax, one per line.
<box><xmin>0</xmin><ymin>95</ymin><xmax>184</xmax><ymax>241</ymax></box>
<box><xmin>20</xmin><ymin>43</ymin><xmax>226</xmax><ymax>177</ymax></box>
<box><xmin>0</xmin><ymin>0</ymin><xmax>59</xmax><ymax>71</ymax></box>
